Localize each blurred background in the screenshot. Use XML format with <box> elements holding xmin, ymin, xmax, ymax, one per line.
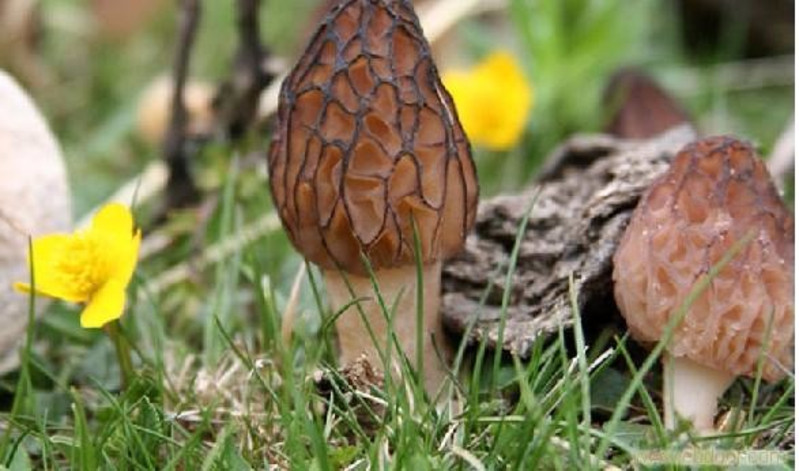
<box><xmin>1</xmin><ymin>0</ymin><xmax>793</xmax><ymax>216</ymax></box>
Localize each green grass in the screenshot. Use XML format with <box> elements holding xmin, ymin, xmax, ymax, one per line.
<box><xmin>1</xmin><ymin>0</ymin><xmax>793</xmax><ymax>469</ymax></box>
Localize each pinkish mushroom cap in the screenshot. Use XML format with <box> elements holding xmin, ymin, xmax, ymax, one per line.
<box><xmin>614</xmin><ymin>136</ymin><xmax>794</xmax><ymax>382</ymax></box>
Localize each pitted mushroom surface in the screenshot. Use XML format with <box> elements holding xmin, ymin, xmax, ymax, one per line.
<box><xmin>613</xmin><ymin>136</ymin><xmax>794</xmax><ymax>431</ymax></box>
<box><xmin>268</xmin><ymin>0</ymin><xmax>478</xmax><ymax>395</ymax></box>
<box><xmin>268</xmin><ymin>0</ymin><xmax>477</xmax><ymax>276</ymax></box>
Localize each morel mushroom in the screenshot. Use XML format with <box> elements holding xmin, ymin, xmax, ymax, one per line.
<box><xmin>268</xmin><ymin>0</ymin><xmax>478</xmax><ymax>394</ymax></box>
<box><xmin>136</xmin><ymin>75</ymin><xmax>215</xmax><ymax>146</ymax></box>
<box><xmin>603</xmin><ymin>68</ymin><xmax>691</xmax><ymax>139</ymax></box>
<box><xmin>613</xmin><ymin>136</ymin><xmax>794</xmax><ymax>432</ymax></box>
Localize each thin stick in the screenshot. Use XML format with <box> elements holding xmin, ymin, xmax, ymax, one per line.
<box><xmin>162</xmin><ymin>0</ymin><xmax>202</xmax><ymax>211</ymax></box>
<box><xmin>767</xmin><ymin>114</ymin><xmax>794</xmax><ymax>190</ymax></box>
<box><xmin>77</xmin><ymin>161</ymin><xmax>168</xmax><ymax>228</ymax></box>
<box><xmin>142</xmin><ymin>212</ymin><xmax>282</xmax><ymax>296</ymax></box>
<box><xmin>214</xmin><ymin>0</ymin><xmax>273</xmax><ymax>138</ymax></box>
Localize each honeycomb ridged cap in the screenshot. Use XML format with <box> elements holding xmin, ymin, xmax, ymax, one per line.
<box><xmin>268</xmin><ymin>0</ymin><xmax>478</xmax><ymax>275</ymax></box>
<box><xmin>613</xmin><ymin>136</ymin><xmax>794</xmax><ymax>381</ymax></box>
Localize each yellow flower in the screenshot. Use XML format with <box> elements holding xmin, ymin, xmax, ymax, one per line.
<box><xmin>443</xmin><ymin>51</ymin><xmax>533</xmax><ymax>151</ymax></box>
<box><xmin>14</xmin><ymin>203</ymin><xmax>141</xmax><ymax>328</ymax></box>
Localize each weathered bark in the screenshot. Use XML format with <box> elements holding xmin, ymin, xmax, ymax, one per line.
<box><xmin>440</xmin><ymin>125</ymin><xmax>697</xmax><ymax>357</ymax></box>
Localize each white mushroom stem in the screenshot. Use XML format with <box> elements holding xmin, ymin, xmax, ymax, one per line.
<box><xmin>662</xmin><ymin>353</ymin><xmax>735</xmax><ymax>433</ymax></box>
<box><xmin>323</xmin><ymin>262</ymin><xmax>453</xmax><ymax>396</ymax></box>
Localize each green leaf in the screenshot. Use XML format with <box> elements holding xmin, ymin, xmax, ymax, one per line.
<box><xmin>7</xmin><ymin>446</ymin><xmax>32</xmax><ymax>471</ymax></box>
<box><xmin>604</xmin><ymin>421</ymin><xmax>653</xmax><ymax>450</ymax></box>
<box><xmin>329</xmin><ymin>445</ymin><xmax>360</xmax><ymax>469</ymax></box>
<box><xmin>201</xmin><ymin>427</ymin><xmax>249</xmax><ymax>471</ymax></box>
<box><xmin>590</xmin><ymin>368</ymin><xmax>630</xmax><ymax>414</ymax></box>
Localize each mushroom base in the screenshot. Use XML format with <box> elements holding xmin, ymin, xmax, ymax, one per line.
<box><xmin>323</xmin><ymin>262</ymin><xmax>454</xmax><ymax>397</ymax></box>
<box><xmin>663</xmin><ymin>354</ymin><xmax>735</xmax><ymax>433</ymax></box>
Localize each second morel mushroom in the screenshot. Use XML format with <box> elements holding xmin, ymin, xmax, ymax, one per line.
<box><xmin>268</xmin><ymin>0</ymin><xmax>478</xmax><ymax>394</ymax></box>
<box><xmin>613</xmin><ymin>136</ymin><xmax>794</xmax><ymax>432</ymax></box>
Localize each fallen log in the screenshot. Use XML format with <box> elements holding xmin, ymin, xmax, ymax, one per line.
<box><xmin>441</xmin><ymin>125</ymin><xmax>697</xmax><ymax>357</ymax></box>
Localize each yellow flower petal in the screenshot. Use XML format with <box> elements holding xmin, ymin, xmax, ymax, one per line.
<box><xmin>15</xmin><ymin>234</ymin><xmax>88</xmax><ymax>302</ymax></box>
<box><xmin>88</xmin><ymin>203</ymin><xmax>140</xmax><ymax>284</ymax></box>
<box><xmin>91</xmin><ymin>203</ymin><xmax>134</xmax><ymax>238</ymax></box>
<box><xmin>442</xmin><ymin>50</ymin><xmax>533</xmax><ymax>151</ymax></box>
<box><xmin>80</xmin><ymin>278</ymin><xmax>127</xmax><ymax>328</ymax></box>
<box><xmin>441</xmin><ymin>71</ymin><xmax>480</xmax><ymax>138</ymax></box>
<box><xmin>13</xmin><ymin>202</ymin><xmax>141</xmax><ymax>330</ymax></box>
<box><xmin>112</xmin><ymin>229</ymin><xmax>141</xmax><ymax>284</ymax></box>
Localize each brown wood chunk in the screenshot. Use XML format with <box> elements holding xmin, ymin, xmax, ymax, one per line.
<box><xmin>441</xmin><ymin>126</ymin><xmax>698</xmax><ymax>357</ymax></box>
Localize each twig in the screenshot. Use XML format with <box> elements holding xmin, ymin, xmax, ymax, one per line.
<box><xmin>767</xmin><ymin>114</ymin><xmax>794</xmax><ymax>190</ymax></box>
<box><xmin>162</xmin><ymin>0</ymin><xmax>202</xmax><ymax>212</ymax></box>
<box><xmin>77</xmin><ymin>161</ymin><xmax>168</xmax><ymax>228</ymax></box>
<box><xmin>143</xmin><ymin>212</ymin><xmax>282</xmax><ymax>296</ymax></box>
<box><xmin>213</xmin><ymin>0</ymin><xmax>274</xmax><ymax>139</ymax></box>
<box><xmin>416</xmin><ymin>0</ymin><xmax>505</xmax><ymax>44</ymax></box>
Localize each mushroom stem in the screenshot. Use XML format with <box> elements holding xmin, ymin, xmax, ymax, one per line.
<box><xmin>662</xmin><ymin>353</ymin><xmax>735</xmax><ymax>432</ymax></box>
<box><xmin>323</xmin><ymin>262</ymin><xmax>453</xmax><ymax>396</ymax></box>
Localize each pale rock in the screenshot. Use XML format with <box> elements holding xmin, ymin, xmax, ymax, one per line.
<box><xmin>0</xmin><ymin>70</ymin><xmax>71</xmax><ymax>374</ymax></box>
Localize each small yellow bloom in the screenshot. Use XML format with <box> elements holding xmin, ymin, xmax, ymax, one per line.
<box><xmin>14</xmin><ymin>203</ymin><xmax>141</xmax><ymax>328</ymax></box>
<box><xmin>443</xmin><ymin>51</ymin><xmax>533</xmax><ymax>151</ymax></box>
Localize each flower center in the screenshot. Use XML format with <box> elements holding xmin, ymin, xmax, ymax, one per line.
<box><xmin>54</xmin><ymin>234</ymin><xmax>111</xmax><ymax>299</ymax></box>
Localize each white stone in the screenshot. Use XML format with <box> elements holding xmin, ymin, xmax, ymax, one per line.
<box><xmin>0</xmin><ymin>70</ymin><xmax>71</xmax><ymax>374</ymax></box>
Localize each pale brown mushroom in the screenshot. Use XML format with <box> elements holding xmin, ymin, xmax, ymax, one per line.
<box><xmin>603</xmin><ymin>68</ymin><xmax>692</xmax><ymax>139</ymax></box>
<box><xmin>267</xmin><ymin>0</ymin><xmax>478</xmax><ymax>394</ymax></box>
<box><xmin>613</xmin><ymin>136</ymin><xmax>794</xmax><ymax>432</ymax></box>
<box><xmin>136</xmin><ymin>75</ymin><xmax>215</xmax><ymax>146</ymax></box>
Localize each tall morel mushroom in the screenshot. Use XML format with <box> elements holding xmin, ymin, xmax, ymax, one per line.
<box><xmin>268</xmin><ymin>0</ymin><xmax>478</xmax><ymax>393</ymax></box>
<box><xmin>613</xmin><ymin>136</ymin><xmax>794</xmax><ymax>432</ymax></box>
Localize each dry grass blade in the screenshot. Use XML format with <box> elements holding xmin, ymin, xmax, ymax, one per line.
<box><xmin>280</xmin><ymin>263</ymin><xmax>307</xmax><ymax>345</ymax></box>
<box><xmin>143</xmin><ymin>213</ymin><xmax>282</xmax><ymax>296</ymax></box>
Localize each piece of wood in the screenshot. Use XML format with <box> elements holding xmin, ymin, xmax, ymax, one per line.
<box><xmin>161</xmin><ymin>0</ymin><xmax>202</xmax><ymax>212</ymax></box>
<box><xmin>440</xmin><ymin>126</ymin><xmax>697</xmax><ymax>357</ymax></box>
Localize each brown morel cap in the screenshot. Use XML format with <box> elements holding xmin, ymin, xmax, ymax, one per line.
<box><xmin>613</xmin><ymin>136</ymin><xmax>794</xmax><ymax>381</ymax></box>
<box><xmin>268</xmin><ymin>0</ymin><xmax>478</xmax><ymax>275</ymax></box>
